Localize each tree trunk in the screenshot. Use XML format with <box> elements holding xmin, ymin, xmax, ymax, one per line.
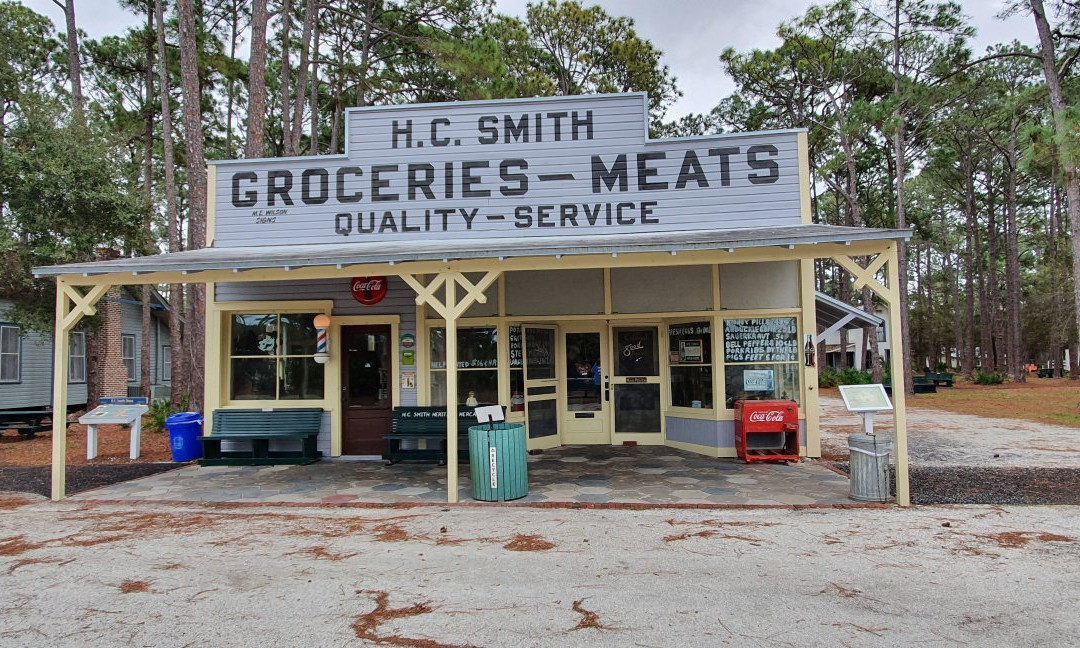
<box><xmin>60</xmin><ymin>0</ymin><xmax>84</xmax><ymax>120</ymax></box>
<box><xmin>178</xmin><ymin>0</ymin><xmax>207</xmax><ymax>409</ymax></box>
<box><xmin>1031</xmin><ymin>0</ymin><xmax>1080</xmax><ymax>381</ymax></box>
<box><xmin>1004</xmin><ymin>118</ymin><xmax>1025</xmax><ymax>382</ymax></box>
<box><xmin>245</xmin><ymin>0</ymin><xmax>269</xmax><ymax>158</ymax></box>
<box><xmin>140</xmin><ymin>6</ymin><xmax>155</xmax><ymax>400</ymax></box>
<box><xmin>278</xmin><ymin>0</ymin><xmax>293</xmax><ymax>155</ymax></box>
<box><xmin>288</xmin><ymin>0</ymin><xmax>316</xmax><ymax>155</ymax></box>
<box><xmin>307</xmin><ymin>12</ymin><xmax>320</xmax><ymax>155</ymax></box>
<box><xmin>224</xmin><ymin>0</ymin><xmax>240</xmax><ymax>156</ymax></box>
<box><xmin>156</xmin><ymin>0</ymin><xmax>185</xmax><ymax>406</ymax></box>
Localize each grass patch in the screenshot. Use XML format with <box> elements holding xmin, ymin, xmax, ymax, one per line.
<box><xmin>904</xmin><ymin>379</ymin><xmax>1080</xmax><ymax>429</ymax></box>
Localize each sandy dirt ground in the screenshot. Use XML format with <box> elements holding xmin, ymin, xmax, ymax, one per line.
<box><xmin>820</xmin><ymin>395</ymin><xmax>1080</xmax><ymax>467</ymax></box>
<box><xmin>1</xmin><ymin>498</ymin><xmax>1077</xmax><ymax>647</ymax></box>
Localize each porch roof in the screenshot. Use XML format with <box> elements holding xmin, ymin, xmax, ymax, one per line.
<box><xmin>33</xmin><ymin>224</ymin><xmax>910</xmax><ymax>278</ymax></box>
<box><xmin>815</xmin><ymin>291</ymin><xmax>885</xmax><ymax>330</ymax></box>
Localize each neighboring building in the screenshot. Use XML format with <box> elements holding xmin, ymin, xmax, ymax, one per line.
<box><xmin>36</xmin><ymin>93</ymin><xmax>916</xmax><ymax>503</ymax></box>
<box><xmin>0</xmin><ymin>288</ymin><xmax>171</xmax><ymax>411</ymax></box>
<box><xmin>816</xmin><ymin>295</ymin><xmax>890</xmax><ymax>371</ymax></box>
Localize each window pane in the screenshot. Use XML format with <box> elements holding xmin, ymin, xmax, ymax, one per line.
<box><xmin>723</xmin><ymin>363</ymin><xmax>800</xmax><ymax>409</ymax></box>
<box><xmin>430</xmin><ymin>327</ymin><xmax>498</xmax><ymax>369</ymax></box>
<box><xmin>669</xmin><ymin>322</ymin><xmax>711</xmax><ymax>365</ymax></box>
<box><xmin>279</xmin><ymin>313</ymin><xmax>317</xmax><ymax>355</ymax></box>
<box><xmin>670</xmin><ymin>366</ymin><xmax>713</xmax><ymax>408</ymax></box>
<box><xmin>232</xmin><ymin>314</ymin><xmax>277</xmax><ymax>356</ymax></box>
<box><xmin>1</xmin><ymin>355</ymin><xmax>18</xmax><ymax>381</ymax></box>
<box><xmin>527</xmin><ymin>398</ymin><xmax>558</xmax><ymax>439</ymax></box>
<box><xmin>70</xmin><ymin>332</ymin><xmax>85</xmax><ymax>356</ymax></box>
<box><xmin>230</xmin><ymin>358</ymin><xmax>277</xmax><ymax>399</ymax></box>
<box><xmin>122</xmin><ymin>335</ymin><xmax>135</xmax><ymax>359</ymax></box>
<box><xmin>0</xmin><ymin>327</ymin><xmax>18</xmax><ymax>354</ymax></box>
<box><xmin>280</xmin><ymin>357</ymin><xmax>325</xmax><ymax>400</ymax></box>
<box><xmin>509</xmin><ymin>369</ymin><xmax>524</xmax><ymax>412</ymax></box>
<box><xmin>566</xmin><ymin>332</ymin><xmax>601</xmax><ymax>411</ymax></box>
<box><xmin>613</xmin><ymin>383</ymin><xmax>661</xmax><ymax>433</ymax></box>
<box><xmin>428</xmin><ymin>369</ymin><xmax>498</xmax><ymax>407</ymax></box>
<box><xmin>614</xmin><ymin>327</ymin><xmax>659</xmax><ymax>376</ymax></box>
<box><xmin>723</xmin><ymin>317</ymin><xmax>799</xmax><ymax>363</ymax></box>
<box><xmin>525</xmin><ymin>328</ymin><xmax>555</xmax><ymax>380</ymax></box>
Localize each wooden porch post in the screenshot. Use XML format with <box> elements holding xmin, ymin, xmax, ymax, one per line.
<box><xmin>51</xmin><ymin>279</ymin><xmax>112</xmax><ymax>500</ymax></box>
<box><xmin>400</xmin><ymin>270</ymin><xmax>501</xmax><ymax>503</ymax></box>
<box><xmin>884</xmin><ymin>243</ymin><xmax>911</xmax><ymax>506</ymax></box>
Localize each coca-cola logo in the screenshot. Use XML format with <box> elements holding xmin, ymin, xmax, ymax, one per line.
<box><xmin>351</xmin><ymin>276</ymin><xmax>388</xmax><ymax>305</ymax></box>
<box><xmin>748</xmin><ymin>410</ymin><xmax>786</xmax><ymax>423</ymax></box>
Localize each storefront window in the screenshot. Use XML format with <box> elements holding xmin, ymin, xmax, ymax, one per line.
<box><xmin>508</xmin><ymin>326</ymin><xmax>524</xmax><ymax>413</ymax></box>
<box><xmin>668</xmin><ymin>321</ymin><xmax>712</xmax><ymax>409</ymax></box>
<box><xmin>429</xmin><ymin>326</ymin><xmax>499</xmax><ymax>406</ymax></box>
<box><xmin>229</xmin><ymin>313</ymin><xmax>323</xmax><ymax>400</ymax></box>
<box><xmin>722</xmin><ymin>317</ymin><xmax>800</xmax><ymax>408</ymax></box>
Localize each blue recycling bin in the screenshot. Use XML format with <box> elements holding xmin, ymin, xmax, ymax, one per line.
<box><xmin>166</xmin><ymin>412</ymin><xmax>203</xmax><ymax>462</ymax></box>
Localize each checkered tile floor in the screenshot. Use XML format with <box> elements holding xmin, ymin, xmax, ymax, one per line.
<box><xmin>72</xmin><ymin>445</ymin><xmax>854</xmax><ymax>506</ymax></box>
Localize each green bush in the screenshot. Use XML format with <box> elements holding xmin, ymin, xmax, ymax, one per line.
<box><xmin>973</xmin><ymin>370</ymin><xmax>1007</xmax><ymax>385</ymax></box>
<box><xmin>818</xmin><ymin>367</ymin><xmax>873</xmax><ymax>387</ymax></box>
<box><xmin>145</xmin><ymin>392</ymin><xmax>190</xmax><ymax>433</ymax></box>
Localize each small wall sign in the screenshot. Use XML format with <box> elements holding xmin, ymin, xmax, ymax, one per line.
<box><xmin>401</xmin><ymin>371</ymin><xmax>416</xmax><ymax>389</ymax></box>
<box><xmin>351</xmin><ymin>276</ymin><xmax>388</xmax><ymax>305</ymax></box>
<box><xmin>401</xmin><ymin>350</ymin><xmax>415</xmax><ymax>366</ymax></box>
<box><xmin>401</xmin><ymin>333</ymin><xmax>415</xmax><ymax>349</ymax></box>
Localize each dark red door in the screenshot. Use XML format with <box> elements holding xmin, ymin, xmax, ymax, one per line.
<box><xmin>342</xmin><ymin>325</ymin><xmax>393</xmax><ymax>455</ymax></box>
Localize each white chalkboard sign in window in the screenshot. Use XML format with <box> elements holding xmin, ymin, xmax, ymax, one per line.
<box><xmin>723</xmin><ymin>317</ymin><xmax>798</xmax><ymax>363</ymax></box>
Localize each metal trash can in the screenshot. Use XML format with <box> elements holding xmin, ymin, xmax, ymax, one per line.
<box><xmin>166</xmin><ymin>412</ymin><xmax>204</xmax><ymax>462</ymax></box>
<box><xmin>848</xmin><ymin>433</ymin><xmax>893</xmax><ymax>502</ymax></box>
<box><xmin>468</xmin><ymin>423</ymin><xmax>528</xmax><ymax>501</ymax></box>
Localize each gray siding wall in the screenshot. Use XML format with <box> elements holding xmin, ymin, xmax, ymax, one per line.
<box><xmin>117</xmin><ymin>299</ymin><xmax>170</xmax><ymax>388</ymax></box>
<box><xmin>211</xmin><ymin>94</ymin><xmax>803</xmax><ymax>247</ymax></box>
<box><xmin>0</xmin><ymin>298</ymin><xmax>87</xmax><ymax>409</ymax></box>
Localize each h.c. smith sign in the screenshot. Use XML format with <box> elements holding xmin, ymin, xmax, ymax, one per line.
<box><xmin>210</xmin><ymin>93</ymin><xmax>804</xmax><ymax>247</ymax></box>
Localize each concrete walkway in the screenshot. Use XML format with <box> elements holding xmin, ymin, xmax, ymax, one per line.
<box><xmin>821</xmin><ymin>395</ymin><xmax>1080</xmax><ymax>467</ymax></box>
<box><xmin>71</xmin><ymin>445</ymin><xmax>854</xmax><ymax>507</ymax></box>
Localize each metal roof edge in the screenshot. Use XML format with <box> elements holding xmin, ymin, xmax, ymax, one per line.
<box><xmin>815</xmin><ymin>291</ymin><xmax>886</xmax><ymax>327</ymax></box>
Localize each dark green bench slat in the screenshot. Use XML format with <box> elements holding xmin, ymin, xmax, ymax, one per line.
<box><xmin>384</xmin><ymin>406</ymin><xmax>482</xmax><ymax>464</ymax></box>
<box><xmin>200</xmin><ymin>408</ymin><xmax>323</xmax><ymax>466</ymax></box>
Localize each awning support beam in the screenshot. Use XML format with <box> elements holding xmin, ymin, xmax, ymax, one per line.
<box><xmin>398</xmin><ymin>270</ymin><xmax>502</xmax><ymax>503</ymax></box>
<box><xmin>814</xmin><ymin>313</ymin><xmax>857</xmax><ymax>345</ymax></box>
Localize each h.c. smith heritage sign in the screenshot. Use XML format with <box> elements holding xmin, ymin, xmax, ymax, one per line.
<box><xmin>210</xmin><ymin>93</ymin><xmax>804</xmax><ymax>247</ymax></box>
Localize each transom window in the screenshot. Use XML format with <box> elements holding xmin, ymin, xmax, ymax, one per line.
<box><xmin>229</xmin><ymin>313</ymin><xmax>324</xmax><ymax>400</ymax></box>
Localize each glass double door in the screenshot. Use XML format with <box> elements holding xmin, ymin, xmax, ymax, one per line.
<box><xmin>522</xmin><ymin>322</ymin><xmax>663</xmax><ymax>449</ymax></box>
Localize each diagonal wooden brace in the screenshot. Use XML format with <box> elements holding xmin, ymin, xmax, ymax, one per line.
<box><xmin>61</xmin><ymin>284</ymin><xmax>111</xmax><ymax>331</ymax></box>
<box><xmin>831</xmin><ymin>254</ymin><xmax>889</xmax><ymax>300</ymax></box>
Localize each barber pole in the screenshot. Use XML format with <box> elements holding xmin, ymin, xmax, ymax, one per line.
<box><xmin>313</xmin><ymin>314</ymin><xmax>331</xmax><ymax>364</ymax></box>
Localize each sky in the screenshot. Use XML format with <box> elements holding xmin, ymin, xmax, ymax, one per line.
<box><xmin>21</xmin><ymin>0</ymin><xmax>1038</xmax><ymax>120</ymax></box>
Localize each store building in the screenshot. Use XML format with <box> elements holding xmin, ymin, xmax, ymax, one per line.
<box><xmin>35</xmin><ymin>93</ymin><xmax>913</xmax><ymax>504</ymax></box>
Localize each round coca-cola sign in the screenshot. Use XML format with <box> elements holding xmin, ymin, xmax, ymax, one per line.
<box><xmin>351</xmin><ymin>276</ymin><xmax>388</xmax><ymax>305</ymax></box>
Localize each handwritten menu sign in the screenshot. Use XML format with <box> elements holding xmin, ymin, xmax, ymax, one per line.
<box><xmin>509</xmin><ymin>326</ymin><xmax>522</xmax><ymax>368</ymax></box>
<box><xmin>724</xmin><ymin>317</ymin><xmax>798</xmax><ymax>363</ymax></box>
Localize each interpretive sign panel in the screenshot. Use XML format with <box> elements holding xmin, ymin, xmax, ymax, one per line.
<box><xmin>211</xmin><ymin>93</ymin><xmax>803</xmax><ymax>247</ymax></box>
<box><xmin>839</xmin><ymin>384</ymin><xmax>893</xmax><ymax>412</ymax></box>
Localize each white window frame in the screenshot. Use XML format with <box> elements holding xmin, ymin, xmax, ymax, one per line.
<box><xmin>0</xmin><ymin>324</ymin><xmax>20</xmax><ymax>383</ymax></box>
<box><xmin>121</xmin><ymin>333</ymin><xmax>137</xmax><ymax>382</ymax></box>
<box><xmin>69</xmin><ymin>331</ymin><xmax>87</xmax><ymax>383</ymax></box>
<box><xmin>162</xmin><ymin>345</ymin><xmax>172</xmax><ymax>381</ymax></box>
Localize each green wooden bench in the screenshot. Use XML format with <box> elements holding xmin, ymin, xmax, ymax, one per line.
<box><xmin>883</xmin><ymin>377</ymin><xmax>937</xmax><ymax>395</ymax></box>
<box><xmin>0</xmin><ymin>409</ymin><xmax>54</xmax><ymax>439</ymax></box>
<box><xmin>384</xmin><ymin>406</ymin><xmax>487</xmax><ymax>465</ymax></box>
<box><xmin>199</xmin><ymin>408</ymin><xmax>323</xmax><ymax>466</ymax></box>
<box><xmin>924</xmin><ymin>371</ymin><xmax>954</xmax><ymax>387</ymax></box>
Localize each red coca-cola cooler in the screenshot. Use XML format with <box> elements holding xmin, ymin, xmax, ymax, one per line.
<box><xmin>734</xmin><ymin>400</ymin><xmax>800</xmax><ymax>463</ymax></box>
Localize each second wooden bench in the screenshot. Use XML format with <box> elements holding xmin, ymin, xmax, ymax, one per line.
<box><xmin>199</xmin><ymin>408</ymin><xmax>324</xmax><ymax>466</ymax></box>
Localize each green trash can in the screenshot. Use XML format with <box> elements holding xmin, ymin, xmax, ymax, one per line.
<box><xmin>468</xmin><ymin>423</ymin><xmax>528</xmax><ymax>501</ymax></box>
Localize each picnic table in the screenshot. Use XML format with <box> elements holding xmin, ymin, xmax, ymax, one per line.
<box><xmin>78</xmin><ymin>397</ymin><xmax>149</xmax><ymax>460</ymax></box>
